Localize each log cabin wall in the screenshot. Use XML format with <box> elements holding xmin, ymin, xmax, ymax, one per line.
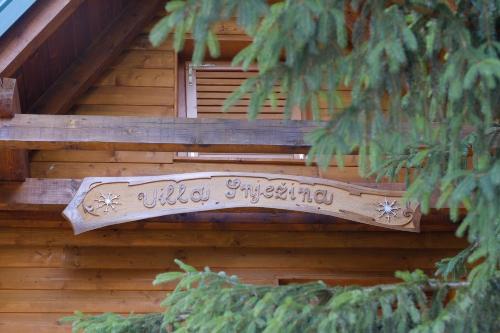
<box><xmin>0</xmin><ymin>13</ymin><xmax>466</xmax><ymax>333</ymax></box>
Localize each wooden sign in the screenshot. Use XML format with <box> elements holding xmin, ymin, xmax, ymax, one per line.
<box><xmin>63</xmin><ymin>172</ymin><xmax>421</xmax><ymax>234</ymax></box>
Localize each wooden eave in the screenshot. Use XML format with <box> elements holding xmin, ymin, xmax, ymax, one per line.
<box><xmin>30</xmin><ymin>0</ymin><xmax>163</xmax><ymax>115</ymax></box>
<box><xmin>0</xmin><ymin>0</ymin><xmax>163</xmax><ymax>181</ymax></box>
<box><xmin>0</xmin><ymin>0</ymin><xmax>85</xmax><ymax>77</ymax></box>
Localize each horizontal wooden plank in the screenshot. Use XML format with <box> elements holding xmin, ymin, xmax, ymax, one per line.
<box><xmin>197</xmin><ymin>84</ymin><xmax>283</xmax><ymax>93</ymax></box>
<box><xmin>198</xmin><ymin>112</ymin><xmax>285</xmax><ymax>119</ymax></box>
<box><xmin>0</xmin><ymin>290</ymin><xmax>164</xmax><ymax>313</ymax></box>
<box><xmin>76</xmin><ymin>86</ymin><xmax>174</xmax><ymax>106</ymax></box>
<box><xmin>197</xmin><ymin>78</ymin><xmax>254</xmax><ymax>85</ymax></box>
<box><xmin>196</xmin><ymin>71</ymin><xmax>257</xmax><ymax>79</ymax></box>
<box><xmin>0</xmin><ymin>228</ymin><xmax>467</xmax><ymax>249</ymax></box>
<box><xmin>0</xmin><ymin>267</ymin><xmax>401</xmax><ymax>291</ymax></box>
<box><xmin>111</xmin><ymin>50</ymin><xmax>174</xmax><ymax>69</ymax></box>
<box><xmin>129</xmin><ymin>34</ymin><xmax>173</xmax><ymax>51</ymax></box>
<box><xmin>173</xmin><ymin>154</ymin><xmax>308</xmax><ymax>164</ymax></box>
<box><xmin>0</xmin><ymin>246</ymin><xmax>65</xmax><ymax>267</ymax></box>
<box><xmin>1</xmin><ymin>115</ymin><xmax>467</xmax><ymax>156</ymax></box>
<box><xmin>0</xmin><ymin>245</ymin><xmax>456</xmax><ymax>271</ymax></box>
<box><xmin>31</xmin><ymin>163</ymin><xmax>373</xmax><ymax>183</ymax></box>
<box><xmin>0</xmin><ymin>115</ymin><xmax>318</xmax><ymax>153</ymax></box>
<box><xmin>198</xmin><ymin>105</ymin><xmax>285</xmax><ymax>114</ymax></box>
<box><xmin>95</xmin><ymin>68</ymin><xmax>174</xmax><ymax>87</ymax></box>
<box><xmin>196</xmin><ymin>78</ymin><xmax>352</xmax><ymax>91</ymax></box>
<box><xmin>211</xmin><ymin>21</ymin><xmax>247</xmax><ymax>35</ymax></box>
<box><xmin>30</xmin><ymin>161</ymin><xmax>325</xmax><ymax>178</ymax></box>
<box><xmin>0</xmin><ymin>267</ymin><xmax>284</xmax><ymax>290</ymax></box>
<box><xmin>197</xmin><ymin>98</ymin><xmax>287</xmax><ymax>107</ymax></box>
<box><xmin>196</xmin><ymin>94</ymin><xmax>353</xmax><ymax>108</ymax></box>
<box><xmin>64</xmin><ymin>247</ymin><xmax>458</xmax><ymax>271</ymax></box>
<box><xmin>72</xmin><ymin>104</ymin><xmax>174</xmax><ymax>117</ymax></box>
<box><xmin>144</xmin><ymin>18</ymin><xmax>249</xmax><ymax>39</ymax></box>
<box><xmin>173</xmin><ymin>154</ymin><xmax>360</xmax><ymax>167</ymax></box>
<box><xmin>198</xmin><ymin>92</ymin><xmax>286</xmax><ymax>100</ymax></box>
<box><xmin>0</xmin><ymin>313</ymin><xmax>71</xmax><ymax>333</ymax></box>
<box><xmin>0</xmin><ymin>178</ymin><xmax>79</xmax><ymax>210</ymax></box>
<box><xmin>0</xmin><ymin>209</ymin><xmax>457</xmax><ymax>233</ymax></box>
<box><xmin>32</xmin><ymin>150</ymin><xmax>174</xmax><ymax>163</ymax></box>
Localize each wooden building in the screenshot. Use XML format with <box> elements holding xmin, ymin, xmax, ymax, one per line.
<box><xmin>0</xmin><ymin>1</ymin><xmax>466</xmax><ymax>332</ymax></box>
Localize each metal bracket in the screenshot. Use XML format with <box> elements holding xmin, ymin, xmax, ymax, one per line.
<box><xmin>187</xmin><ymin>63</ymin><xmax>217</xmax><ymax>86</ymax></box>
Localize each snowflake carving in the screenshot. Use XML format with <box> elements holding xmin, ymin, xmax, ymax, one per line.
<box><xmin>376</xmin><ymin>198</ymin><xmax>400</xmax><ymax>223</ymax></box>
<box><xmin>94</xmin><ymin>193</ymin><xmax>121</xmax><ymax>213</ymax></box>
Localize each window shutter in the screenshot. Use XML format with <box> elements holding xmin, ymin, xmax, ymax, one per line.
<box><xmin>180</xmin><ymin>61</ymin><xmax>304</xmax><ymax>161</ymax></box>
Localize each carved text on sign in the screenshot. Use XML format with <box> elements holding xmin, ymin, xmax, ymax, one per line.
<box><xmin>63</xmin><ymin>172</ymin><xmax>421</xmax><ymax>234</ymax></box>
<box><xmin>224</xmin><ymin>179</ymin><xmax>333</xmax><ymax>205</ymax></box>
<box><xmin>137</xmin><ymin>184</ymin><xmax>210</xmax><ymax>208</ymax></box>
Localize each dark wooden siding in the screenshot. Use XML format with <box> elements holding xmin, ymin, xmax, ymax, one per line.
<box><xmin>14</xmin><ymin>0</ymin><xmax>131</xmax><ymax>112</ymax></box>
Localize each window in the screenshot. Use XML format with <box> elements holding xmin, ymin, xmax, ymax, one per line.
<box><xmin>0</xmin><ymin>0</ymin><xmax>36</xmax><ymax>37</ymax></box>
<box><xmin>178</xmin><ymin>60</ymin><xmax>305</xmax><ymax>161</ymax></box>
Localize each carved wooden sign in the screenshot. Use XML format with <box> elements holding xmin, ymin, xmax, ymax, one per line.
<box><xmin>63</xmin><ymin>172</ymin><xmax>421</xmax><ymax>234</ymax></box>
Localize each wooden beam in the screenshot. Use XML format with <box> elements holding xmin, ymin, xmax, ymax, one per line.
<box><xmin>0</xmin><ymin>78</ymin><xmax>20</xmax><ymax>118</ymax></box>
<box><xmin>0</xmin><ymin>78</ymin><xmax>28</xmax><ymax>181</ymax></box>
<box><xmin>31</xmin><ymin>0</ymin><xmax>163</xmax><ymax>115</ymax></box>
<box><xmin>0</xmin><ymin>178</ymin><xmax>405</xmax><ymax>211</ymax></box>
<box><xmin>2</xmin><ymin>114</ymin><xmax>490</xmax><ymax>152</ymax></box>
<box><xmin>0</xmin><ymin>149</ymin><xmax>29</xmax><ymax>181</ymax></box>
<box><xmin>0</xmin><ymin>178</ymin><xmax>80</xmax><ymax>211</ymax></box>
<box><xmin>0</xmin><ymin>114</ymin><xmax>317</xmax><ymax>153</ymax></box>
<box><xmin>0</xmin><ymin>0</ymin><xmax>85</xmax><ymax>77</ymax></box>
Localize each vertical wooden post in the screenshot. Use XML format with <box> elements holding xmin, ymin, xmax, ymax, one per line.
<box><xmin>0</xmin><ymin>78</ymin><xmax>29</xmax><ymax>181</ymax></box>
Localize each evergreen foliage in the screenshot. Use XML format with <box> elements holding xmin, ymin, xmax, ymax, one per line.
<box><xmin>65</xmin><ymin>261</ymin><xmax>500</xmax><ymax>332</ymax></box>
<box><xmin>65</xmin><ymin>0</ymin><xmax>500</xmax><ymax>331</ymax></box>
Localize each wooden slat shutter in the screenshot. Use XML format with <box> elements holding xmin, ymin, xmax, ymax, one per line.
<box><xmin>181</xmin><ymin>62</ymin><xmax>304</xmax><ymax>161</ymax></box>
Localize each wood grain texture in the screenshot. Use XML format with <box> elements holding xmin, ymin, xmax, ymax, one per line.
<box><xmin>0</xmin><ymin>78</ymin><xmax>28</xmax><ymax>181</ymax></box>
<box><xmin>0</xmin><ymin>245</ymin><xmax>456</xmax><ymax>271</ymax></box>
<box><xmin>0</xmin><ymin>209</ymin><xmax>458</xmax><ymax>233</ymax></box>
<box><xmin>0</xmin><ymin>266</ymin><xmax>400</xmax><ymax>290</ymax></box>
<box><xmin>95</xmin><ymin>68</ymin><xmax>175</xmax><ymax>87</ymax></box>
<box><xmin>72</xmin><ymin>104</ymin><xmax>174</xmax><ymax>117</ymax></box>
<box><xmin>0</xmin><ymin>267</ymin><xmax>290</xmax><ymax>290</ymax></box>
<box><xmin>143</xmin><ymin>18</ymin><xmax>250</xmax><ymax>41</ymax></box>
<box><xmin>111</xmin><ymin>50</ymin><xmax>175</xmax><ymax>69</ymax></box>
<box><xmin>76</xmin><ymin>86</ymin><xmax>174</xmax><ymax>105</ymax></box>
<box><xmin>31</xmin><ymin>0</ymin><xmax>163</xmax><ymax>115</ymax></box>
<box><xmin>129</xmin><ymin>33</ymin><xmax>173</xmax><ymax>51</ymax></box>
<box><xmin>32</xmin><ymin>150</ymin><xmax>174</xmax><ymax>163</ymax></box>
<box><xmin>0</xmin><ymin>78</ymin><xmax>20</xmax><ymax>118</ymax></box>
<box><xmin>29</xmin><ymin>162</ymin><xmax>333</xmax><ymax>179</ymax></box>
<box><xmin>0</xmin><ymin>228</ymin><xmax>466</xmax><ymax>249</ymax></box>
<box><xmin>0</xmin><ymin>290</ymin><xmax>164</xmax><ymax>313</ymax></box>
<box><xmin>0</xmin><ymin>178</ymin><xmax>80</xmax><ymax>210</ymax></box>
<box><xmin>63</xmin><ymin>172</ymin><xmax>420</xmax><ymax>233</ymax></box>
<box><xmin>0</xmin><ymin>0</ymin><xmax>85</xmax><ymax>77</ymax></box>
<box><xmin>0</xmin><ymin>313</ymin><xmax>70</xmax><ymax>333</ymax></box>
<box><xmin>0</xmin><ymin>149</ymin><xmax>29</xmax><ymax>181</ymax></box>
<box><xmin>0</xmin><ymin>115</ymin><xmax>318</xmax><ymax>153</ymax></box>
<box><xmin>16</xmin><ymin>0</ymin><xmax>134</xmax><ymax>110</ymax></box>
<box><xmin>0</xmin><ymin>177</ymin><xmax>405</xmax><ymax>210</ymax></box>
<box><xmin>0</xmin><ymin>7</ymin><xmax>466</xmax><ymax>332</ymax></box>
<box><xmin>0</xmin><ymin>267</ymin><xmax>400</xmax><ymax>291</ymax></box>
